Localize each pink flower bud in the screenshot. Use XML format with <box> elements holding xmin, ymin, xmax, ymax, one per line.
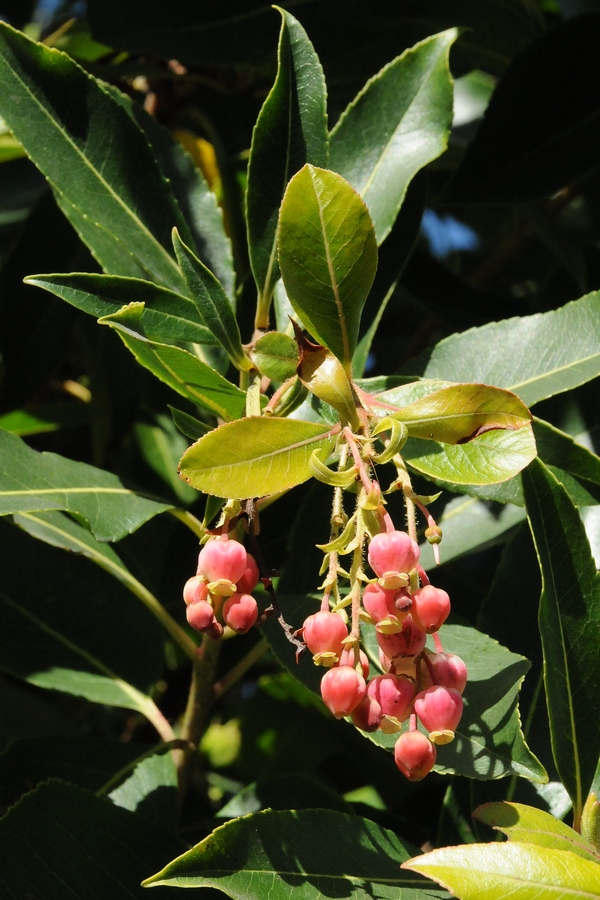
<box><xmin>186</xmin><ymin>599</ymin><xmax>216</xmax><ymax>632</ymax></box>
<box><xmin>362</xmin><ymin>584</ymin><xmax>407</xmax><ymax>633</ymax></box>
<box><xmin>303</xmin><ymin>611</ymin><xmax>348</xmax><ymax>667</ymax></box>
<box><xmin>222</xmin><ymin>592</ymin><xmax>258</xmax><ymax>634</ymax></box>
<box><xmin>368</xmin><ymin>531</ymin><xmax>420</xmax><ymax>590</ymax></box>
<box><xmin>197</xmin><ymin>538</ymin><xmax>247</xmax><ymax>585</ymax></box>
<box><xmin>394</xmin><ymin>730</ymin><xmax>436</xmax><ymax>781</ymax></box>
<box><xmin>426</xmin><ymin>651</ymin><xmax>468</xmax><ymax>694</ymax></box>
<box><xmin>376</xmin><ymin>615</ymin><xmax>426</xmax><ymax>665</ymax></box>
<box><xmin>351</xmin><ymin>695</ymin><xmax>382</xmax><ymax>732</ymax></box>
<box><xmin>411</xmin><ymin>585</ymin><xmax>451</xmax><ymax>634</ymax></box>
<box><xmin>339</xmin><ymin>646</ymin><xmax>370</xmax><ymax>679</ymax></box>
<box><xmin>183</xmin><ymin>575</ymin><xmax>209</xmax><ymax>607</ymax></box>
<box><xmin>414</xmin><ymin>685</ymin><xmax>463</xmax><ymax>745</ymax></box>
<box><xmin>367</xmin><ymin>673</ymin><xmax>415</xmax><ymax>733</ymax></box>
<box><xmin>236</xmin><ymin>553</ymin><xmax>260</xmax><ymax>594</ymax></box>
<box><xmin>320</xmin><ymin>665</ymin><xmax>366</xmax><ymax>718</ymax></box>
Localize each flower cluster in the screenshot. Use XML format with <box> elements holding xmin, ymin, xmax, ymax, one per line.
<box><xmin>183</xmin><ymin>536</ymin><xmax>259</xmax><ymax>639</ymax></box>
<box><xmin>302</xmin><ymin>527</ymin><xmax>467</xmax><ymax>781</ymax></box>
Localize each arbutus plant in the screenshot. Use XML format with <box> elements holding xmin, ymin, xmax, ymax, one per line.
<box><xmin>0</xmin><ymin>5</ymin><xmax>600</xmax><ymax>900</ymax></box>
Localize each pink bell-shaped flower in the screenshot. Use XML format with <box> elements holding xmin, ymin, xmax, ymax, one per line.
<box><xmin>394</xmin><ymin>730</ymin><xmax>436</xmax><ymax>781</ymax></box>
<box><xmin>414</xmin><ymin>685</ymin><xmax>463</xmax><ymax>745</ymax></box>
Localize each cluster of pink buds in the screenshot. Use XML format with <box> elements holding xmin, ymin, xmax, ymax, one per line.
<box><xmin>183</xmin><ymin>536</ymin><xmax>260</xmax><ymax>639</ymax></box>
<box><xmin>303</xmin><ymin>526</ymin><xmax>467</xmax><ymax>781</ymax></box>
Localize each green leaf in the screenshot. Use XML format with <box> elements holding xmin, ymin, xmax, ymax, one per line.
<box><xmin>168</xmin><ymin>405</ymin><xmax>210</xmax><ymax>441</ymax></box>
<box><xmin>416</xmin><ymin>292</ymin><xmax>600</xmax><ymax>407</ymax></box>
<box><xmin>403</xmin><ymin>842</ymin><xmax>600</xmax><ymax>900</ymax></box>
<box><xmin>385</xmin><ymin>383</ymin><xmax>531</xmax><ymax>444</ymax></box>
<box><xmin>364</xmin><ymin>623</ymin><xmax>547</xmax><ymax>783</ymax></box>
<box><xmin>523</xmin><ymin>459</ymin><xmax>600</xmax><ymax>823</ymax></box>
<box><xmin>330</xmin><ymin>29</ymin><xmax>457</xmax><ymax>244</ymax></box>
<box><xmin>402</xmin><ymin>425</ymin><xmax>537</xmax><ymax>486</ymax></box>
<box><xmin>99</xmin><ymin>303</ymin><xmax>246</xmax><ymax>421</ymax></box>
<box><xmin>134</xmin><ymin>413</ymin><xmax>198</xmax><ymax>505</ymax></box>
<box><xmin>0</xmin><ymin>518</ymin><xmax>164</xmax><ymax>712</ymax></box>
<box><xmin>108</xmin><ymin>750</ymin><xmax>178</xmax><ymax>833</ymax></box>
<box><xmin>0</xmin><ymin>428</ymin><xmax>170</xmax><ymax>541</ymax></box>
<box><xmin>474</xmin><ymin>801</ymin><xmax>600</xmax><ymax>863</ymax></box>
<box><xmin>250</xmin><ymin>331</ymin><xmax>299</xmax><ymax>383</ymax></box>
<box><xmin>0</xmin><ymin>780</ymin><xmax>185</xmax><ymax>900</ymax></box>
<box><xmin>24</xmin><ymin>272</ymin><xmax>219</xmax><ymax>345</ymax></box>
<box><xmin>246</xmin><ymin>8</ymin><xmax>328</xmax><ymax>309</ymax></box>
<box><xmin>172</xmin><ymin>229</ymin><xmax>249</xmax><ymax>369</ymax></box>
<box><xmin>216</xmin><ymin>773</ymin><xmax>352</xmax><ymax>819</ymax></box>
<box><xmin>0</xmin><ymin>24</ymin><xmax>188</xmax><ymax>291</ymax></box>
<box><xmin>144</xmin><ymin>807</ymin><xmax>450</xmax><ymax>898</ymax></box>
<box><xmin>278</xmin><ymin>164</ymin><xmax>378</xmax><ymax>368</ymax></box>
<box><xmin>0</xmin><ymin>401</ymin><xmax>88</xmax><ymax>436</ymax></box>
<box><xmin>179</xmin><ymin>417</ymin><xmax>338</xmax><ymax>498</ymax></box>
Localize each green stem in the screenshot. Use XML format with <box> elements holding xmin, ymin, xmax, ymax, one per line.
<box><xmin>213</xmin><ymin>637</ymin><xmax>268</xmax><ymax>697</ymax></box>
<box><xmin>178</xmin><ymin>634</ymin><xmax>222</xmax><ymax>797</ymax></box>
<box><xmin>246</xmin><ymin>368</ymin><xmax>262</xmax><ymax>417</ymax></box>
<box><xmin>169</xmin><ymin>507</ymin><xmax>206</xmax><ymax>541</ymax></box>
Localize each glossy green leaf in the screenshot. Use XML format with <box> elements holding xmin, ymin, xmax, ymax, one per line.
<box><xmin>109</xmin><ymin>750</ymin><xmax>178</xmax><ymax>833</ymax></box>
<box><xmin>523</xmin><ymin>459</ymin><xmax>600</xmax><ymax>822</ymax></box>
<box><xmin>250</xmin><ymin>331</ymin><xmax>299</xmax><ymax>383</ymax></box>
<box><xmin>0</xmin><ymin>518</ymin><xmax>164</xmax><ymax>713</ymax></box>
<box><xmin>172</xmin><ymin>229</ymin><xmax>249</xmax><ymax>369</ymax></box>
<box><xmin>100</xmin><ymin>304</ymin><xmax>246</xmax><ymax>420</ymax></box>
<box><xmin>364</xmin><ymin>623</ymin><xmax>547</xmax><ymax>782</ymax></box>
<box><xmin>386</xmin><ymin>383</ymin><xmax>531</xmax><ymax>444</ymax></box>
<box><xmin>474</xmin><ymin>801</ymin><xmax>600</xmax><ymax>863</ymax></box>
<box><xmin>246</xmin><ymin>8</ymin><xmax>328</xmax><ymax>309</ymax></box>
<box><xmin>402</xmin><ymin>425</ymin><xmax>537</xmax><ymax>486</ymax></box>
<box><xmin>24</xmin><ymin>272</ymin><xmax>219</xmax><ymax>345</ymax></box>
<box><xmin>179</xmin><ymin>417</ymin><xmax>338</xmax><ymax>498</ymax></box>
<box><xmin>0</xmin><ymin>780</ymin><xmax>185</xmax><ymax>900</ymax></box>
<box><xmin>0</xmin><ymin>24</ymin><xmax>188</xmax><ymax>292</ymax></box>
<box><xmin>416</xmin><ymin>292</ymin><xmax>600</xmax><ymax>407</ymax></box>
<box><xmin>144</xmin><ymin>808</ymin><xmax>449</xmax><ymax>898</ymax></box>
<box><xmin>403</xmin><ymin>842</ymin><xmax>600</xmax><ymax>900</ymax></box>
<box><xmin>168</xmin><ymin>405</ymin><xmax>210</xmax><ymax>441</ymax></box>
<box><xmin>0</xmin><ymin>428</ymin><xmax>170</xmax><ymax>541</ymax></box>
<box><xmin>330</xmin><ymin>29</ymin><xmax>457</xmax><ymax>243</ymax></box>
<box><xmin>278</xmin><ymin>164</ymin><xmax>378</xmax><ymax>367</ymax></box>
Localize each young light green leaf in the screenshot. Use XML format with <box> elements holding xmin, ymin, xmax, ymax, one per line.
<box><xmin>179</xmin><ymin>417</ymin><xmax>338</xmax><ymax>498</ymax></box>
<box><xmin>24</xmin><ymin>272</ymin><xmax>219</xmax><ymax>345</ymax></box>
<box><xmin>330</xmin><ymin>29</ymin><xmax>457</xmax><ymax>243</ymax></box>
<box><xmin>402</xmin><ymin>425</ymin><xmax>537</xmax><ymax>486</ymax></box>
<box><xmin>523</xmin><ymin>459</ymin><xmax>600</xmax><ymax>825</ymax></box>
<box><xmin>0</xmin><ymin>428</ymin><xmax>170</xmax><ymax>541</ymax></box>
<box><xmin>144</xmin><ymin>808</ymin><xmax>449</xmax><ymax>898</ymax></box>
<box><xmin>0</xmin><ymin>518</ymin><xmax>165</xmax><ymax>715</ymax></box>
<box><xmin>172</xmin><ymin>229</ymin><xmax>250</xmax><ymax>369</ymax></box>
<box><xmin>99</xmin><ymin>303</ymin><xmax>246</xmax><ymax>420</ymax></box>
<box><xmin>474</xmin><ymin>801</ymin><xmax>600</xmax><ymax>863</ymax></box>
<box><xmin>386</xmin><ymin>383</ymin><xmax>531</xmax><ymax>444</ymax></box>
<box><xmin>403</xmin><ymin>842</ymin><xmax>600</xmax><ymax>899</ymax></box>
<box><xmin>250</xmin><ymin>331</ymin><xmax>299</xmax><ymax>383</ymax></box>
<box><xmin>416</xmin><ymin>292</ymin><xmax>600</xmax><ymax>407</ymax></box>
<box><xmin>278</xmin><ymin>164</ymin><xmax>378</xmax><ymax>368</ymax></box>
<box><xmin>246</xmin><ymin>7</ymin><xmax>328</xmax><ymax>314</ymax></box>
<box><xmin>0</xmin><ymin>23</ymin><xmax>188</xmax><ymax>292</ymax></box>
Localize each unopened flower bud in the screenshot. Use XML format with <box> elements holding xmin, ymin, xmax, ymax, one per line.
<box><xmin>411</xmin><ymin>585</ymin><xmax>451</xmax><ymax>634</ymax></box>
<box><xmin>197</xmin><ymin>538</ymin><xmax>247</xmax><ymax>585</ymax></box>
<box><xmin>351</xmin><ymin>695</ymin><xmax>382</xmax><ymax>732</ymax></box>
<box><xmin>183</xmin><ymin>575</ymin><xmax>208</xmax><ymax>607</ymax></box>
<box><xmin>394</xmin><ymin>730</ymin><xmax>436</xmax><ymax>781</ymax></box>
<box><xmin>186</xmin><ymin>599</ymin><xmax>216</xmax><ymax>632</ymax></box>
<box><xmin>303</xmin><ymin>611</ymin><xmax>348</xmax><ymax>667</ymax></box>
<box><xmin>236</xmin><ymin>553</ymin><xmax>260</xmax><ymax>594</ymax></box>
<box><xmin>414</xmin><ymin>685</ymin><xmax>463</xmax><ymax>745</ymax></box>
<box><xmin>368</xmin><ymin>531</ymin><xmax>420</xmax><ymax>589</ymax></box>
<box><xmin>222</xmin><ymin>592</ymin><xmax>258</xmax><ymax>634</ymax></box>
<box><xmin>367</xmin><ymin>673</ymin><xmax>415</xmax><ymax>733</ymax></box>
<box><xmin>426</xmin><ymin>651</ymin><xmax>467</xmax><ymax>693</ymax></box>
<box><xmin>320</xmin><ymin>665</ymin><xmax>366</xmax><ymax>718</ymax></box>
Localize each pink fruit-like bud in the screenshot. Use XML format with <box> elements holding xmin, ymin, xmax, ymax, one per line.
<box><xmin>414</xmin><ymin>685</ymin><xmax>463</xmax><ymax>745</ymax></box>
<box><xmin>362</xmin><ymin>584</ymin><xmax>406</xmax><ymax>633</ymax></box>
<box><xmin>236</xmin><ymin>553</ymin><xmax>260</xmax><ymax>594</ymax></box>
<box><xmin>351</xmin><ymin>695</ymin><xmax>382</xmax><ymax>732</ymax></box>
<box><xmin>197</xmin><ymin>538</ymin><xmax>247</xmax><ymax>585</ymax></box>
<box><xmin>394</xmin><ymin>730</ymin><xmax>436</xmax><ymax>781</ymax></box>
<box><xmin>339</xmin><ymin>646</ymin><xmax>370</xmax><ymax>679</ymax></box>
<box><xmin>426</xmin><ymin>651</ymin><xmax>468</xmax><ymax>694</ymax></box>
<box><xmin>320</xmin><ymin>665</ymin><xmax>366</xmax><ymax>718</ymax></box>
<box><xmin>303</xmin><ymin>611</ymin><xmax>348</xmax><ymax>667</ymax></box>
<box><xmin>411</xmin><ymin>585</ymin><xmax>451</xmax><ymax>633</ymax></box>
<box><xmin>186</xmin><ymin>599</ymin><xmax>216</xmax><ymax>632</ymax></box>
<box><xmin>367</xmin><ymin>673</ymin><xmax>415</xmax><ymax>733</ymax></box>
<box><xmin>183</xmin><ymin>575</ymin><xmax>209</xmax><ymax>607</ymax></box>
<box><xmin>222</xmin><ymin>592</ymin><xmax>258</xmax><ymax>634</ymax></box>
<box><xmin>376</xmin><ymin>615</ymin><xmax>426</xmax><ymax>664</ymax></box>
<box><xmin>368</xmin><ymin>531</ymin><xmax>420</xmax><ymax>590</ymax></box>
